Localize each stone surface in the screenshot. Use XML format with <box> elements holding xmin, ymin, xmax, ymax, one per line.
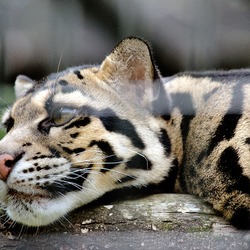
<box><xmin>0</xmin><ymin>194</ymin><xmax>249</xmax><ymax>249</ymax></box>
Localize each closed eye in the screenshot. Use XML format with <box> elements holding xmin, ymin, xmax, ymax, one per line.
<box><xmin>50</xmin><ymin>107</ymin><xmax>78</xmax><ymax>126</ymax></box>
<box><xmin>38</xmin><ymin>107</ymin><xmax>78</xmax><ymax>134</ymax></box>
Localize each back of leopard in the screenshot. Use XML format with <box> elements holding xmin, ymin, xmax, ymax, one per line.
<box><xmin>167</xmin><ymin>71</ymin><xmax>250</xmax><ymax>228</ymax></box>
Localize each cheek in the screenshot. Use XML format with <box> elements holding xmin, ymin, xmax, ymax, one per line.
<box><xmin>50</xmin><ymin>127</ymin><xmax>65</xmax><ymax>138</ymax></box>
<box><xmin>50</xmin><ymin>127</ymin><xmax>74</xmax><ymax>146</ymax></box>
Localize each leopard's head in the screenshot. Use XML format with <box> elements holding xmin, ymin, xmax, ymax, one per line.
<box><xmin>0</xmin><ymin>38</ymin><xmax>174</xmax><ymax>226</ymax></box>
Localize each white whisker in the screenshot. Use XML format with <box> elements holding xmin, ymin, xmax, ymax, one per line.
<box><xmin>17</xmin><ymin>224</ymin><xmax>25</xmax><ymax>239</ymax></box>
<box><xmin>53</xmin><ymin>179</ymin><xmax>99</xmax><ymax>195</ymax></box>
<box><xmin>70</xmin><ymin>163</ymin><xmax>135</xmax><ymax>180</ymax></box>
<box><xmin>60</xmin><ymin>215</ymin><xmax>74</xmax><ymax>228</ymax></box>
<box><xmin>56</xmin><ymin>216</ymin><xmax>72</xmax><ymax>232</ymax></box>
<box><xmin>8</xmin><ymin>220</ymin><xmax>16</xmax><ymax>229</ymax></box>
<box><xmin>0</xmin><ymin>214</ymin><xmax>11</xmax><ymax>227</ymax></box>
<box><xmin>71</xmin><ymin>159</ymin><xmax>129</xmax><ymax>166</ymax></box>
<box><xmin>53</xmin><ymin>179</ymin><xmax>83</xmax><ymax>191</ymax></box>
<box><xmin>65</xmin><ymin>171</ymin><xmax>98</xmax><ymax>192</ymax></box>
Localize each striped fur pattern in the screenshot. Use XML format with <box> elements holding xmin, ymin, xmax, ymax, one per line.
<box><xmin>0</xmin><ymin>38</ymin><xmax>249</xmax><ymax>228</ymax></box>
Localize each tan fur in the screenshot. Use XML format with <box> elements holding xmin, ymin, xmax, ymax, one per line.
<box><xmin>166</xmin><ymin>74</ymin><xmax>250</xmax><ymax>227</ymax></box>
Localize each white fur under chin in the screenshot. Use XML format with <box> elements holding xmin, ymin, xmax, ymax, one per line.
<box><xmin>5</xmin><ymin>186</ymin><xmax>108</xmax><ymax>227</ymax></box>
<box><xmin>0</xmin><ymin>182</ymin><xmax>73</xmax><ymax>226</ymax></box>
<box><xmin>6</xmin><ymin>193</ymin><xmax>82</xmax><ymax>226</ymax></box>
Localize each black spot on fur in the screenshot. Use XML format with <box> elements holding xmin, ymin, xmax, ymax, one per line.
<box><xmin>99</xmin><ymin>108</ymin><xmax>145</xmax><ymax>149</ymax></box>
<box><xmin>206</xmin><ymin>114</ymin><xmax>241</xmax><ymax>158</ymax></box>
<box><xmin>43</xmin><ymin>166</ymin><xmax>51</xmax><ymax>171</ymax></box>
<box><xmin>171</xmin><ymin>92</ymin><xmax>195</xmax><ymax>150</ymax></box>
<box><xmin>22</xmin><ymin>142</ymin><xmax>32</xmax><ymax>147</ymax></box>
<box><xmin>70</xmin><ymin>132</ymin><xmax>79</xmax><ymax>138</ymax></box>
<box><xmin>180</xmin><ymin>115</ymin><xmax>194</xmax><ymax>150</ymax></box>
<box><xmin>44</xmin><ymin>174</ymin><xmax>50</xmax><ymax>179</ymax></box>
<box><xmin>89</xmin><ymin>140</ymin><xmax>123</xmax><ymax>172</ymax></box>
<box><xmin>58</xmin><ymin>80</ymin><xmax>68</xmax><ymax>86</ymax></box>
<box><xmin>74</xmin><ymin>70</ymin><xmax>84</xmax><ymax>80</ymax></box>
<box><xmin>165</xmin><ymin>158</ymin><xmax>179</xmax><ymax>190</ymax></box>
<box><xmin>38</xmin><ymin>155</ymin><xmax>47</xmax><ymax>159</ymax></box>
<box><xmin>218</xmin><ymin>146</ymin><xmax>250</xmax><ymax>194</ymax></box>
<box><xmin>218</xmin><ymin>147</ymin><xmax>240</xmax><ymax>174</ymax></box>
<box><xmin>126</xmin><ymin>154</ymin><xmax>152</xmax><ymax>170</ymax></box>
<box><xmin>217</xmin><ymin>114</ymin><xmax>241</xmax><ymax>140</ymax></box>
<box><xmin>196</xmin><ymin>151</ymin><xmax>206</xmax><ymax>164</ymax></box>
<box><xmin>245</xmin><ymin>138</ymin><xmax>250</xmax><ymax>144</ymax></box>
<box><xmin>158</xmin><ymin>128</ymin><xmax>171</xmax><ymax>156</ymax></box>
<box><xmin>62</xmin><ymin>147</ymin><xmax>85</xmax><ymax>155</ymax></box>
<box><xmin>116</xmin><ymin>176</ymin><xmax>135</xmax><ymax>184</ymax></box>
<box><xmin>230</xmin><ymin>207</ymin><xmax>250</xmax><ymax>229</ymax></box>
<box><xmin>49</xmin><ymin>147</ymin><xmax>61</xmax><ymax>158</ymax></box>
<box><xmin>64</xmin><ymin>117</ymin><xmax>91</xmax><ymax>130</ymax></box>
<box><xmin>161</xmin><ymin>114</ymin><xmax>171</xmax><ymax>121</ymax></box>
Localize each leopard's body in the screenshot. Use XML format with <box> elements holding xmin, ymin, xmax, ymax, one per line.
<box><xmin>0</xmin><ymin>38</ymin><xmax>249</xmax><ymax>228</ymax></box>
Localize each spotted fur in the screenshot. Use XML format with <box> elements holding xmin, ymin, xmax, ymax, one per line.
<box><xmin>0</xmin><ymin>38</ymin><xmax>249</xmax><ymax>229</ymax></box>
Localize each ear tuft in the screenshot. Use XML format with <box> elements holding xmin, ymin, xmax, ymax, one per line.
<box><xmin>14</xmin><ymin>75</ymin><xmax>36</xmax><ymax>99</ymax></box>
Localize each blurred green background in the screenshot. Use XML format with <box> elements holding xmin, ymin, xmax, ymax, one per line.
<box><xmin>1</xmin><ymin>0</ymin><xmax>250</xmax><ymax>138</ymax></box>
<box><xmin>0</xmin><ymin>84</ymin><xmax>14</xmax><ymax>139</ymax></box>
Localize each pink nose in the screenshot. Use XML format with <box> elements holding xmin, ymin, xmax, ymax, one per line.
<box><xmin>0</xmin><ymin>154</ymin><xmax>14</xmax><ymax>181</ymax></box>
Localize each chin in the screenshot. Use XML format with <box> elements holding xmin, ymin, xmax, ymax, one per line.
<box><xmin>6</xmin><ymin>193</ymin><xmax>76</xmax><ymax>227</ymax></box>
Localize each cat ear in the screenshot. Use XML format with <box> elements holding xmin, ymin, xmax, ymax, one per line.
<box><xmin>98</xmin><ymin>37</ymin><xmax>161</xmax><ymax>83</ymax></box>
<box><xmin>98</xmin><ymin>37</ymin><xmax>170</xmax><ymax>115</ymax></box>
<box><xmin>14</xmin><ymin>75</ymin><xmax>36</xmax><ymax>99</ymax></box>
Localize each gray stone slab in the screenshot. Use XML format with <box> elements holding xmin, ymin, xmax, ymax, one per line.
<box><xmin>1</xmin><ymin>194</ymin><xmax>249</xmax><ymax>249</ymax></box>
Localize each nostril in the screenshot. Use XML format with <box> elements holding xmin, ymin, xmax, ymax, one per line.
<box><xmin>0</xmin><ymin>154</ymin><xmax>15</xmax><ymax>181</ymax></box>
<box><xmin>5</xmin><ymin>159</ymin><xmax>14</xmax><ymax>168</ymax></box>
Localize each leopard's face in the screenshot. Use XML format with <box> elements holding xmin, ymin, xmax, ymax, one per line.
<box><xmin>0</xmin><ymin>38</ymin><xmax>173</xmax><ymax>226</ymax></box>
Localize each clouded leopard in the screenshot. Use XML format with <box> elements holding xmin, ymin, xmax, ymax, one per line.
<box><xmin>0</xmin><ymin>37</ymin><xmax>249</xmax><ymax>229</ymax></box>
